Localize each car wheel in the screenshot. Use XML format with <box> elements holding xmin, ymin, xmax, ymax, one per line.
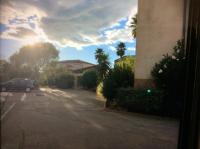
<box><xmin>26</xmin><ymin>88</ymin><xmax>31</xmax><ymax>92</ymax></box>
<box><xmin>2</xmin><ymin>87</ymin><xmax>6</xmax><ymax>92</ymax></box>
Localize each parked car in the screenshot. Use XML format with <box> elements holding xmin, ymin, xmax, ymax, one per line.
<box><xmin>32</xmin><ymin>80</ymin><xmax>39</xmax><ymax>89</ymax></box>
<box><xmin>0</xmin><ymin>78</ymin><xmax>35</xmax><ymax>92</ymax></box>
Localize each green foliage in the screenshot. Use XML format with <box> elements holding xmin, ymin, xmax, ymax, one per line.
<box><xmin>40</xmin><ymin>61</ymin><xmax>62</xmax><ymax>85</ymax></box>
<box><xmin>95</xmin><ymin>48</ymin><xmax>110</xmax><ymax>81</ymax></box>
<box><xmin>0</xmin><ymin>59</ymin><xmax>39</xmax><ymax>82</ymax></box>
<box><xmin>102</xmin><ymin>63</ymin><xmax>134</xmax><ymax>103</ymax></box>
<box><xmin>0</xmin><ymin>60</ymin><xmax>11</xmax><ymax>82</ymax></box>
<box><xmin>115</xmin><ymin>56</ymin><xmax>135</xmax><ymax>70</ymax></box>
<box><xmin>54</xmin><ymin>72</ymin><xmax>74</xmax><ymax>89</ymax></box>
<box><xmin>130</xmin><ymin>14</ymin><xmax>137</xmax><ymax>38</ymax></box>
<box><xmin>96</xmin><ymin>82</ymin><xmax>103</xmax><ymax>96</ymax></box>
<box><xmin>10</xmin><ymin>65</ymin><xmax>36</xmax><ymax>79</ymax></box>
<box><xmin>10</xmin><ymin>42</ymin><xmax>58</xmax><ymax>67</ymax></box>
<box><xmin>80</xmin><ymin>69</ymin><xmax>98</xmax><ymax>89</ymax></box>
<box><xmin>116</xmin><ymin>42</ymin><xmax>126</xmax><ymax>58</ymax></box>
<box><xmin>40</xmin><ymin>62</ymin><xmax>74</xmax><ymax>89</ymax></box>
<box><xmin>0</xmin><ymin>60</ymin><xmax>10</xmax><ymax>73</ymax></box>
<box><xmin>151</xmin><ymin>40</ymin><xmax>186</xmax><ymax>116</ymax></box>
<box><xmin>9</xmin><ymin>42</ymin><xmax>59</xmax><ymax>80</ymax></box>
<box><xmin>116</xmin><ymin>88</ymin><xmax>163</xmax><ymax>114</ymax></box>
<box><xmin>95</xmin><ymin>48</ymin><xmax>104</xmax><ymax>63</ymax></box>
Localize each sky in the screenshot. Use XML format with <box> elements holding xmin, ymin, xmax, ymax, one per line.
<box><xmin>0</xmin><ymin>0</ymin><xmax>137</xmax><ymax>65</ymax></box>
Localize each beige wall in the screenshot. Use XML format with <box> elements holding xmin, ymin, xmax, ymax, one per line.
<box><xmin>134</xmin><ymin>0</ymin><xmax>184</xmax><ymax>88</ymax></box>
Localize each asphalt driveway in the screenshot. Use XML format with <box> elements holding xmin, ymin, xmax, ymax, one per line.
<box><xmin>1</xmin><ymin>88</ymin><xmax>179</xmax><ymax>149</ymax></box>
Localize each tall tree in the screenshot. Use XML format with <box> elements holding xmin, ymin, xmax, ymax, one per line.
<box><xmin>95</xmin><ymin>48</ymin><xmax>110</xmax><ymax>81</ymax></box>
<box><xmin>130</xmin><ymin>14</ymin><xmax>137</xmax><ymax>38</ymax></box>
<box><xmin>95</xmin><ymin>48</ymin><xmax>104</xmax><ymax>63</ymax></box>
<box><xmin>116</xmin><ymin>42</ymin><xmax>126</xmax><ymax>58</ymax></box>
<box><xmin>0</xmin><ymin>59</ymin><xmax>11</xmax><ymax>82</ymax></box>
<box><xmin>40</xmin><ymin>61</ymin><xmax>66</xmax><ymax>85</ymax></box>
<box><xmin>9</xmin><ymin>42</ymin><xmax>59</xmax><ymax>79</ymax></box>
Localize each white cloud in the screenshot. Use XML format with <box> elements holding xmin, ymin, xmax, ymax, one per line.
<box><xmin>103</xmin><ymin>27</ymin><xmax>133</xmax><ymax>44</ymax></box>
<box><xmin>109</xmin><ymin>46</ymin><xmax>116</xmax><ymax>51</ymax></box>
<box><xmin>126</xmin><ymin>7</ymin><xmax>138</xmax><ymax>27</ymax></box>
<box><xmin>127</xmin><ymin>47</ymin><xmax>136</xmax><ymax>51</ymax></box>
<box><xmin>0</xmin><ymin>0</ymin><xmax>138</xmax><ymax>48</ymax></box>
<box><xmin>7</xmin><ymin>27</ymin><xmax>37</xmax><ymax>38</ymax></box>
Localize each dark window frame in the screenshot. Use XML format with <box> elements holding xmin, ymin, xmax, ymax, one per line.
<box><xmin>178</xmin><ymin>0</ymin><xmax>200</xmax><ymax>148</ymax></box>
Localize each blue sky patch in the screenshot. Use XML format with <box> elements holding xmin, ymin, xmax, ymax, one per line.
<box><xmin>100</xmin><ymin>17</ymin><xmax>128</xmax><ymax>36</ymax></box>
<box><xmin>59</xmin><ymin>40</ymin><xmax>136</xmax><ymax>65</ymax></box>
<box><xmin>0</xmin><ymin>23</ymin><xmax>9</xmax><ymax>33</ymax></box>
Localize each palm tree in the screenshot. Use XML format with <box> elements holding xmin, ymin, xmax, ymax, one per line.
<box><xmin>98</xmin><ymin>54</ymin><xmax>110</xmax><ymax>80</ymax></box>
<box><xmin>116</xmin><ymin>42</ymin><xmax>126</xmax><ymax>58</ymax></box>
<box><xmin>95</xmin><ymin>48</ymin><xmax>103</xmax><ymax>63</ymax></box>
<box><xmin>130</xmin><ymin>14</ymin><xmax>137</xmax><ymax>38</ymax></box>
<box><xmin>95</xmin><ymin>48</ymin><xmax>110</xmax><ymax>81</ymax></box>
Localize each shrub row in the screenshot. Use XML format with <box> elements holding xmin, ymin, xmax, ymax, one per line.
<box><xmin>102</xmin><ymin>63</ymin><xmax>134</xmax><ymax>105</ymax></box>
<box><xmin>43</xmin><ymin>72</ymin><xmax>74</xmax><ymax>89</ymax></box>
<box><xmin>151</xmin><ymin>40</ymin><xmax>185</xmax><ymax>117</ymax></box>
<box><xmin>116</xmin><ymin>88</ymin><xmax>163</xmax><ymax>115</ymax></box>
<box><xmin>98</xmin><ymin>40</ymin><xmax>184</xmax><ymax>118</ymax></box>
<box><xmin>54</xmin><ymin>73</ymin><xmax>74</xmax><ymax>89</ymax></box>
<box><xmin>80</xmin><ymin>69</ymin><xmax>98</xmax><ymax>89</ymax></box>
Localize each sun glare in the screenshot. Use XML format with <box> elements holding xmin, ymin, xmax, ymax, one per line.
<box><xmin>22</xmin><ymin>33</ymin><xmax>50</xmax><ymax>45</ymax></box>
<box><xmin>22</xmin><ymin>36</ymin><xmax>41</xmax><ymax>45</ymax></box>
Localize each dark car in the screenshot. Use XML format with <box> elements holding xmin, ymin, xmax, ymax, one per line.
<box><xmin>0</xmin><ymin>78</ymin><xmax>35</xmax><ymax>92</ymax></box>
<box><xmin>32</xmin><ymin>80</ymin><xmax>39</xmax><ymax>89</ymax></box>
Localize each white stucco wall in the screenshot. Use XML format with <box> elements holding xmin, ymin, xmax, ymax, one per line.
<box><xmin>135</xmin><ymin>0</ymin><xmax>184</xmax><ymax>81</ymax></box>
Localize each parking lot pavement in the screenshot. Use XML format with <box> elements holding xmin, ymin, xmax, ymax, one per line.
<box><xmin>0</xmin><ymin>90</ymin><xmax>41</xmax><ymax>119</ymax></box>
<box><xmin>1</xmin><ymin>88</ymin><xmax>179</xmax><ymax>149</ymax></box>
<box><xmin>1</xmin><ymin>92</ymin><xmax>23</xmax><ymax>120</ymax></box>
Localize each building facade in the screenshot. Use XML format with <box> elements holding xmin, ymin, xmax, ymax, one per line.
<box><xmin>58</xmin><ymin>60</ymin><xmax>97</xmax><ymax>88</ymax></box>
<box><xmin>134</xmin><ymin>0</ymin><xmax>185</xmax><ymax>88</ymax></box>
<box><xmin>58</xmin><ymin>60</ymin><xmax>96</xmax><ymax>73</ymax></box>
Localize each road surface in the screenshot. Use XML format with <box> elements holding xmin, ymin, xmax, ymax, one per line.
<box><xmin>1</xmin><ymin>88</ymin><xmax>179</xmax><ymax>149</ymax></box>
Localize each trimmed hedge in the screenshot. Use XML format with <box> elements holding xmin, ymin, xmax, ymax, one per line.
<box><xmin>54</xmin><ymin>73</ymin><xmax>74</xmax><ymax>89</ymax></box>
<box><xmin>116</xmin><ymin>88</ymin><xmax>164</xmax><ymax>115</ymax></box>
<box><xmin>40</xmin><ymin>62</ymin><xmax>75</xmax><ymax>89</ymax></box>
<box><xmin>80</xmin><ymin>70</ymin><xmax>98</xmax><ymax>89</ymax></box>
<box><xmin>102</xmin><ymin>63</ymin><xmax>134</xmax><ymax>106</ymax></box>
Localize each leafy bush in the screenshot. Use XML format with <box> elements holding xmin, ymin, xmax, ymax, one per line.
<box><xmin>115</xmin><ymin>56</ymin><xmax>135</xmax><ymax>70</ymax></box>
<box><xmin>54</xmin><ymin>72</ymin><xmax>74</xmax><ymax>89</ymax></box>
<box><xmin>96</xmin><ymin>82</ymin><xmax>103</xmax><ymax>96</ymax></box>
<box><xmin>40</xmin><ymin>62</ymin><xmax>75</xmax><ymax>89</ymax></box>
<box><xmin>116</xmin><ymin>88</ymin><xmax>163</xmax><ymax>115</ymax></box>
<box><xmin>102</xmin><ymin>63</ymin><xmax>134</xmax><ymax>106</ymax></box>
<box><xmin>151</xmin><ymin>40</ymin><xmax>186</xmax><ymax>116</ymax></box>
<box><xmin>80</xmin><ymin>70</ymin><xmax>98</xmax><ymax>89</ymax></box>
